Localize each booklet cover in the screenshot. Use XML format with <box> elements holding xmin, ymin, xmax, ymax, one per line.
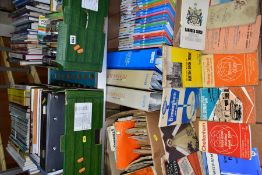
<box><xmin>202</xmin><ymin>53</ymin><xmax>258</xmax><ymax>87</ymax></box>
<box><xmin>205</xmin><ymin>15</ymin><xmax>261</xmax><ymax>54</ymax></box>
<box><xmin>162</xmin><ymin>46</ymin><xmax>202</xmax><ymax>88</ymax></box>
<box><xmin>159</xmin><ymin>88</ymin><xmax>199</xmax><ymax>127</ymax></box>
<box><xmin>180</xmin><ymin>0</ymin><xmax>209</xmax><ymax>50</ymax></box>
<box><xmin>199</xmin><ymin>121</ymin><xmax>252</xmax><ymax>159</ymax></box>
<box><xmin>160</xmin><ymin>123</ymin><xmax>199</xmax><ymax>162</ymax></box>
<box><xmin>203</xmin><ymin>148</ymin><xmax>261</xmax><ymax>175</ymax></box>
<box><xmin>207</xmin><ymin>0</ymin><xmax>259</xmax><ymax>29</ymax></box>
<box><xmin>200</xmin><ymin>87</ymin><xmax>256</xmax><ymax>124</ymax></box>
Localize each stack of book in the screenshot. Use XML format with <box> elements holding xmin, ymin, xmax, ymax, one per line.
<box><xmin>8</xmin><ymin>0</ymin><xmax>50</xmax><ymax>66</ymax></box>
<box><xmin>7</xmin><ymin>85</ymin><xmax>39</xmax><ymax>174</ymax></box>
<box><xmin>118</xmin><ymin>0</ymin><xmax>176</xmax><ymax>50</ymax></box>
<box><xmin>106</xmin><ymin>0</ymin><xmax>262</xmax><ymax>174</ymax></box>
<box><xmin>107</xmin><ymin>48</ymin><xmax>163</xmax><ymax>112</ymax></box>
<box><xmin>118</xmin><ymin>0</ymin><xmax>136</xmax><ymax>50</ymax></box>
<box><xmin>41</xmin><ymin>2</ymin><xmax>63</xmax><ymax>66</ymax></box>
<box><xmin>41</xmin><ymin>13</ymin><xmax>63</xmax><ymax>66</ymax></box>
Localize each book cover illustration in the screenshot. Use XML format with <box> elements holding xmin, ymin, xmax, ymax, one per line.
<box><xmin>202</xmin><ymin>53</ymin><xmax>258</xmax><ymax>87</ymax></box>
<box><xmin>199</xmin><ymin>121</ymin><xmax>252</xmax><ymax>159</ymax></box>
<box><xmin>159</xmin><ymin>88</ymin><xmax>199</xmax><ymax>127</ymax></box>
<box><xmin>200</xmin><ymin>87</ymin><xmax>255</xmax><ymax>124</ymax></box>
<box><xmin>180</xmin><ymin>0</ymin><xmax>209</xmax><ymax>50</ymax></box>
<box><xmin>162</xmin><ymin>46</ymin><xmax>202</xmax><ymax>88</ymax></box>
<box><xmin>160</xmin><ymin>123</ymin><xmax>199</xmax><ymax>162</ymax></box>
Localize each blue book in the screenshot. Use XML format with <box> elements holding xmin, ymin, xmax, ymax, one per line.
<box><xmin>133</xmin><ymin>36</ymin><xmax>172</xmax><ymax>47</ymax></box>
<box><xmin>136</xmin><ymin>4</ymin><xmax>176</xmax><ymax>20</ymax></box>
<box><xmin>204</xmin><ymin>148</ymin><xmax>261</xmax><ymax>175</ymax></box>
<box><xmin>107</xmin><ymin>48</ymin><xmax>162</xmax><ymax>72</ymax></box>
<box><xmin>134</xmin><ymin>25</ymin><xmax>173</xmax><ymax>39</ymax></box>
<box><xmin>218</xmin><ymin>148</ymin><xmax>261</xmax><ymax>175</ymax></box>
<box><xmin>136</xmin><ymin>13</ymin><xmax>174</xmax><ymax>28</ymax></box>
<box><xmin>159</xmin><ymin>88</ymin><xmax>200</xmax><ymax>126</ymax></box>
<box><xmin>49</xmin><ymin>69</ymin><xmax>97</xmax><ymax>88</ymax></box>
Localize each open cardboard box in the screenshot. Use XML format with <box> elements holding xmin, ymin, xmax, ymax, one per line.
<box><xmin>104</xmin><ymin>110</ymin><xmax>165</xmax><ymax>175</ymax></box>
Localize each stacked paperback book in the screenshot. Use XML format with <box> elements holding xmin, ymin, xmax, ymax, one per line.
<box><xmin>106</xmin><ymin>0</ymin><xmax>262</xmax><ymax>174</ymax></box>
<box><xmin>118</xmin><ymin>0</ymin><xmax>176</xmax><ymax>50</ymax></box>
<box><xmin>8</xmin><ymin>0</ymin><xmax>50</xmax><ymax>66</ymax></box>
<box><xmin>7</xmin><ymin>85</ymin><xmax>39</xmax><ymax>174</ymax></box>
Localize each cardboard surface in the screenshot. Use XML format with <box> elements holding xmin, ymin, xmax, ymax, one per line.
<box><xmin>251</xmin><ymin>124</ymin><xmax>262</xmax><ymax>166</ymax></box>
<box><xmin>255</xmin><ymin>84</ymin><xmax>262</xmax><ymax>123</ymax></box>
<box><xmin>146</xmin><ymin>111</ymin><xmax>165</xmax><ymax>175</ymax></box>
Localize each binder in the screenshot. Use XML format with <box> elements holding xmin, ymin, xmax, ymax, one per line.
<box><xmin>107</xmin><ymin>69</ymin><xmax>162</xmax><ymax>90</ymax></box>
<box><xmin>40</xmin><ymin>92</ymin><xmax>65</xmax><ymax>172</ymax></box>
<box><xmin>106</xmin><ymin>86</ymin><xmax>162</xmax><ymax>112</ymax></box>
<box><xmin>107</xmin><ymin>48</ymin><xmax>162</xmax><ymax>72</ymax></box>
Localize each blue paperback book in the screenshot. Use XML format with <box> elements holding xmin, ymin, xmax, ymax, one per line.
<box><xmin>136</xmin><ymin>3</ymin><xmax>176</xmax><ymax>20</ymax></box>
<box><xmin>203</xmin><ymin>148</ymin><xmax>261</xmax><ymax>175</ymax></box>
<box><xmin>159</xmin><ymin>88</ymin><xmax>200</xmax><ymax>127</ymax></box>
<box><xmin>107</xmin><ymin>48</ymin><xmax>162</xmax><ymax>72</ymax></box>
<box><xmin>219</xmin><ymin>148</ymin><xmax>261</xmax><ymax>175</ymax></box>
<box><xmin>136</xmin><ymin>13</ymin><xmax>174</xmax><ymax>28</ymax></box>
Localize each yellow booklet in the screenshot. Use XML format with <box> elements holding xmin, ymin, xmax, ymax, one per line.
<box><xmin>162</xmin><ymin>46</ymin><xmax>202</xmax><ymax>88</ymax></box>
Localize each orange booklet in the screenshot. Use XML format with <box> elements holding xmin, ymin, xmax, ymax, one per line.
<box><xmin>202</xmin><ymin>53</ymin><xmax>258</xmax><ymax>87</ymax></box>
<box><xmin>115</xmin><ymin>121</ymin><xmax>141</xmax><ymax>170</ymax></box>
<box><xmin>205</xmin><ymin>16</ymin><xmax>261</xmax><ymax>54</ymax></box>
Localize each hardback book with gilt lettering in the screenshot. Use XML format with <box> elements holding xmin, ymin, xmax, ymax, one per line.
<box><xmin>199</xmin><ymin>121</ymin><xmax>252</xmax><ymax>159</ymax></box>
<box><xmin>162</xmin><ymin>46</ymin><xmax>202</xmax><ymax>88</ymax></box>
<box><xmin>200</xmin><ymin>87</ymin><xmax>256</xmax><ymax>124</ymax></box>
<box><xmin>202</xmin><ymin>53</ymin><xmax>258</xmax><ymax>87</ymax></box>
<box><xmin>159</xmin><ymin>88</ymin><xmax>199</xmax><ymax>127</ymax></box>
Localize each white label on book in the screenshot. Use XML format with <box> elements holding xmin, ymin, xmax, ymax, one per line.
<box><xmin>81</xmin><ymin>0</ymin><xmax>99</xmax><ymax>11</ymax></box>
<box><xmin>74</xmin><ymin>103</ymin><xmax>92</xmax><ymax>131</ymax></box>
<box><xmin>206</xmin><ymin>153</ymin><xmax>220</xmax><ymax>175</ymax></box>
<box><xmin>177</xmin><ymin>157</ymin><xmax>195</xmax><ymax>175</ymax></box>
<box><xmin>107</xmin><ymin>126</ymin><xmax>116</xmax><ymax>152</ymax></box>
<box><xmin>70</xmin><ymin>35</ymin><xmax>76</xmax><ymax>45</ymax></box>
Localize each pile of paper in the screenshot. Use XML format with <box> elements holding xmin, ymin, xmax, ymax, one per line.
<box><xmin>106</xmin><ymin>111</ymin><xmax>155</xmax><ymax>174</ymax></box>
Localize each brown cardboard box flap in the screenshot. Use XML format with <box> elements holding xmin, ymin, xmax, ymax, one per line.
<box><xmin>146</xmin><ymin>111</ymin><xmax>165</xmax><ymax>175</ymax></box>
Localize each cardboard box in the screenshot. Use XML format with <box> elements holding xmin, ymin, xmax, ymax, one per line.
<box><xmin>104</xmin><ymin>110</ymin><xmax>165</xmax><ymax>175</ymax></box>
